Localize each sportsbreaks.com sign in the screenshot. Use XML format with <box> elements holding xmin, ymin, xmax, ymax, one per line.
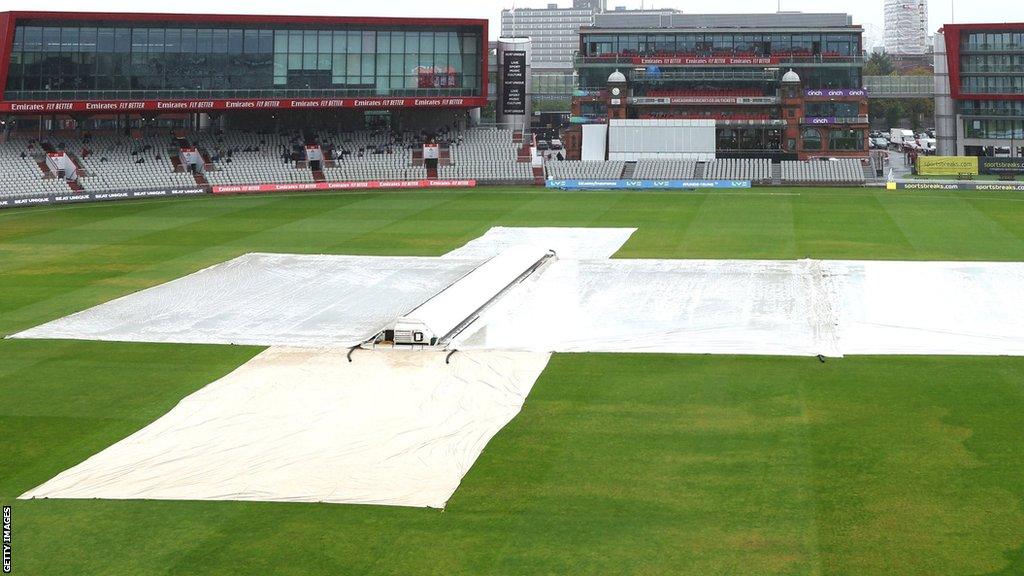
<box><xmin>1</xmin><ymin>97</ymin><xmax>488</xmax><ymax>114</ymax></box>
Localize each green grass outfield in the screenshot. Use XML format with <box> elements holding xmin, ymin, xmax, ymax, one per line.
<box><xmin>1</xmin><ymin>187</ymin><xmax>1023</xmax><ymax>575</ymax></box>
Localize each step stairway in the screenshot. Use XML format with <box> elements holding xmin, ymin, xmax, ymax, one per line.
<box><xmin>771</xmin><ymin>163</ymin><xmax>782</xmax><ymax>186</ymax></box>
<box><xmin>34</xmin><ymin>157</ymin><xmax>55</xmax><ymax>178</ymax></box>
<box><xmin>862</xmin><ymin>163</ymin><xmax>878</xmax><ymax>182</ymax></box>
<box><xmin>621</xmin><ymin>162</ymin><xmax>637</xmax><ymax>179</ymax></box>
<box><xmin>693</xmin><ymin>162</ymin><xmax>706</xmax><ymax>180</ymax></box>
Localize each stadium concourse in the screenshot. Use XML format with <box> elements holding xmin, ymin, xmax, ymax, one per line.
<box><xmin>12</xmin><ymin>227</ymin><xmax>1024</xmax><ymax>509</ymax></box>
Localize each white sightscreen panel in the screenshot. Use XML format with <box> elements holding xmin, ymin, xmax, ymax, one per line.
<box><xmin>581</xmin><ymin>124</ymin><xmax>608</xmax><ymax>161</ymax></box>
<box><xmin>21</xmin><ymin>348</ymin><xmax>552</xmax><ymax>509</ymax></box>
<box><xmin>609</xmin><ymin>121</ymin><xmax>715</xmax><ymax>159</ymax></box>
<box><xmin>11</xmin><ymin>253</ymin><xmax>481</xmax><ymax>347</ymax></box>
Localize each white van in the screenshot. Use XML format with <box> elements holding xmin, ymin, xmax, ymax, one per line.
<box><xmin>890</xmin><ymin>129</ymin><xmax>915</xmax><ymax>149</ymax></box>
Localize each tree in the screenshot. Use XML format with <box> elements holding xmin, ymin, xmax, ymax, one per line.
<box><xmin>864</xmin><ymin>52</ymin><xmax>895</xmax><ymax>77</ymax></box>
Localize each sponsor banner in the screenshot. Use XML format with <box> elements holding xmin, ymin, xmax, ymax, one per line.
<box><xmin>979</xmin><ymin>157</ymin><xmax>1024</xmax><ymax>175</ymax></box>
<box><xmin>633</xmin><ymin>56</ymin><xmax>779</xmax><ymax>66</ymax></box>
<box><xmin>891</xmin><ymin>181</ymin><xmax>1024</xmax><ymax>191</ymax></box>
<box><xmin>211</xmin><ymin>179</ymin><xmax>477</xmax><ymax>195</ymax></box>
<box><xmin>0</xmin><ymin>97</ymin><xmax>488</xmax><ymax>114</ymax></box>
<box><xmin>0</xmin><ymin>187</ymin><xmax>206</xmax><ymax>210</ymax></box>
<box><xmin>804</xmin><ymin>117</ymin><xmax>838</xmax><ymax>125</ymax></box>
<box><xmin>501</xmin><ymin>50</ymin><xmax>528</xmax><ymax>116</ymax></box>
<box><xmin>546</xmin><ymin>179</ymin><xmax>752</xmax><ymax>190</ymax></box>
<box><xmin>629</xmin><ymin>96</ymin><xmax>778</xmax><ymax>106</ymax></box>
<box><xmin>805</xmin><ymin>89</ymin><xmax>868</xmax><ymax>98</ymax></box>
<box><xmin>917</xmin><ymin>156</ymin><xmax>979</xmax><ymax>176</ymax></box>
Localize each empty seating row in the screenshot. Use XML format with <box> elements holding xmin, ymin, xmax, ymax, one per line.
<box><xmin>0</xmin><ymin>139</ymin><xmax>71</xmax><ymax>198</ymax></box>
<box><xmin>780</xmin><ymin>160</ymin><xmax>866</xmax><ymax>185</ymax></box>
<box><xmin>446</xmin><ymin>128</ymin><xmax>533</xmax><ymax>183</ymax></box>
<box><xmin>703</xmin><ymin>158</ymin><xmax>772</xmax><ymax>183</ymax></box>
<box><xmin>632</xmin><ymin>160</ymin><xmax>698</xmax><ymax>180</ymax></box>
<box><xmin>546</xmin><ymin>161</ymin><xmax>626</xmax><ymax>180</ymax></box>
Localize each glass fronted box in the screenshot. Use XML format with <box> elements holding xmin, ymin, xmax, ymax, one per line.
<box><xmin>4</xmin><ymin>19</ymin><xmax>484</xmax><ymax>101</ymax></box>
<box><xmin>576</xmin><ymin>66</ymin><xmax>862</xmax><ymax>91</ymax></box>
<box><xmin>580</xmin><ymin>31</ymin><xmax>862</xmax><ymax>59</ymax></box>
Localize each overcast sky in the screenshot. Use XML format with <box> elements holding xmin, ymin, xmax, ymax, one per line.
<box><xmin>8</xmin><ymin>0</ymin><xmax>1024</xmax><ymax>41</ymax></box>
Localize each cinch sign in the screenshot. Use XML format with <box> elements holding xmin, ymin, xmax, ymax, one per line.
<box><xmin>805</xmin><ymin>89</ymin><xmax>868</xmax><ymax>98</ymax></box>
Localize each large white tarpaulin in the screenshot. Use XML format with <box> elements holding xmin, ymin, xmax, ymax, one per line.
<box><xmin>453</xmin><ymin>258</ymin><xmax>1024</xmax><ymax>357</ymax></box>
<box><xmin>10</xmin><ymin>253</ymin><xmax>481</xmax><ymax>347</ymax></box>
<box><xmin>12</xmin><ymin>228</ymin><xmax>636</xmax><ymax>347</ymax></box>
<box><xmin>453</xmin><ymin>259</ymin><xmax>844</xmax><ymax>357</ymax></box>
<box><xmin>10</xmin><ymin>228</ymin><xmax>1024</xmax><ymax>357</ymax></box>
<box><xmin>20</xmin><ymin>348</ymin><xmax>551</xmax><ymax>508</ymax></box>
<box><xmin>836</xmin><ymin>260</ymin><xmax>1024</xmax><ymax>356</ymax></box>
<box><xmin>442</xmin><ymin>226</ymin><xmax>635</xmax><ymax>260</ymax></box>
<box><xmin>399</xmin><ymin>246</ymin><xmax>552</xmax><ymax>343</ymax></box>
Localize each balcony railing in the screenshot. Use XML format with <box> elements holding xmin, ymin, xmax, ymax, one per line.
<box><xmin>574</xmin><ymin>52</ymin><xmax>863</xmax><ymax>66</ymax></box>
<box><xmin>800</xmin><ymin>115</ymin><xmax>870</xmax><ymax>125</ymax></box>
<box><xmin>960</xmin><ymin>65</ymin><xmax>1024</xmax><ymax>74</ymax></box>
<box><xmin>962</xmin><ymin>43</ymin><xmax>1024</xmax><ymax>53</ymax></box>
<box><xmin>960</xmin><ymin>108</ymin><xmax>1024</xmax><ymax>118</ymax></box>
<box><xmin>630</xmin><ymin>69</ymin><xmax>780</xmax><ymax>83</ymax></box>
<box><xmin>3</xmin><ymin>87</ymin><xmax>483</xmax><ymax>102</ymax></box>
<box><xmin>961</xmin><ymin>86</ymin><xmax>1024</xmax><ymax>95</ymax></box>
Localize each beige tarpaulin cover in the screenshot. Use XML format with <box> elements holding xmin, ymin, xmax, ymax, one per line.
<box><xmin>21</xmin><ymin>348</ymin><xmax>551</xmax><ymax>508</ymax></box>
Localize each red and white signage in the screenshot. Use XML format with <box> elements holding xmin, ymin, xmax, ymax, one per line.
<box><xmin>212</xmin><ymin>179</ymin><xmax>477</xmax><ymax>195</ymax></box>
<box><xmin>422</xmin><ymin>144</ymin><xmax>440</xmax><ymax>160</ymax></box>
<box><xmin>633</xmin><ymin>56</ymin><xmax>779</xmax><ymax>66</ymax></box>
<box><xmin>0</xmin><ymin>96</ymin><xmax>489</xmax><ymax>114</ymax></box>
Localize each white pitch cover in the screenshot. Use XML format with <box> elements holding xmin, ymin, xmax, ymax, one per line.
<box><xmin>20</xmin><ymin>348</ymin><xmax>552</xmax><ymax>508</ymax></box>
<box><xmin>10</xmin><ymin>253</ymin><xmax>482</xmax><ymax>348</ymax></box>
<box><xmin>453</xmin><ymin>258</ymin><xmax>844</xmax><ymax>357</ymax></box>
<box><xmin>836</xmin><ymin>260</ymin><xmax>1024</xmax><ymax>355</ymax></box>
<box><xmin>399</xmin><ymin>246</ymin><xmax>551</xmax><ymax>342</ymax></box>
<box><xmin>443</xmin><ymin>226</ymin><xmax>635</xmax><ymax>260</ymax></box>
